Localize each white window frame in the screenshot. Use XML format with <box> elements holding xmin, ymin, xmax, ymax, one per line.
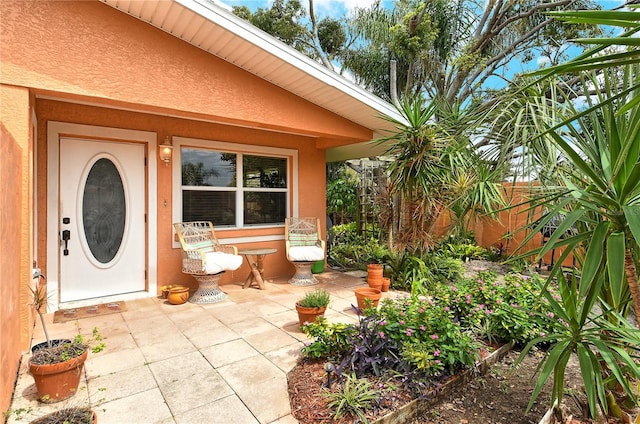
<box><xmin>172</xmin><ymin>136</ymin><xmax>298</xmax><ymax>244</ymax></box>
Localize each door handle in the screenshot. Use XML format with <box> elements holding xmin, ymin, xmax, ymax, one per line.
<box><xmin>62</xmin><ymin>229</ymin><xmax>70</xmax><ymax>256</ymax></box>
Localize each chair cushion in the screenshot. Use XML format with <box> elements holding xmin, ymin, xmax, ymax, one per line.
<box><xmin>289</xmin><ymin>232</ymin><xmax>319</xmax><ymax>246</ymax></box>
<box><xmin>288</xmin><ymin>245</ymin><xmax>324</xmax><ymax>262</ymax></box>
<box><xmin>188</xmin><ymin>240</ymin><xmax>215</xmax><ymax>253</ymax></box>
<box><xmin>204</xmin><ymin>252</ymin><xmax>243</xmax><ymax>274</ymax></box>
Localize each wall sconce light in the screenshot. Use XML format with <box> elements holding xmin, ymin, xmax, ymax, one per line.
<box><xmin>159</xmin><ymin>136</ymin><xmax>173</xmax><ymax>166</ymax></box>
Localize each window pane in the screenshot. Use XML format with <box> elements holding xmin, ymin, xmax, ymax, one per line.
<box><xmin>83</xmin><ymin>158</ymin><xmax>125</xmax><ymax>263</ymax></box>
<box><xmin>183</xmin><ymin>190</ymin><xmax>235</xmax><ymax>226</ymax></box>
<box><xmin>243</xmin><ymin>155</ymin><xmax>287</xmax><ymax>188</ymax></box>
<box><xmin>244</xmin><ymin>192</ymin><xmax>286</xmax><ymax>225</ymax></box>
<box><xmin>182</xmin><ymin>148</ymin><xmax>236</xmax><ymax>187</ymax></box>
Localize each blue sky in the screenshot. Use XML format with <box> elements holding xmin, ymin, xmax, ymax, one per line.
<box><xmin>222</xmin><ymin>0</ymin><xmax>392</xmax><ymax>18</ymax></box>
<box><xmin>222</xmin><ymin>0</ymin><xmax>626</xmax><ymax>21</ymax></box>
<box><xmin>220</xmin><ymin>0</ymin><xmax>627</xmax><ymax>89</ymax></box>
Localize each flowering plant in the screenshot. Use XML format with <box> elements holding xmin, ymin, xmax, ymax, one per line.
<box><xmin>451</xmin><ymin>271</ymin><xmax>557</xmax><ymax>345</ymax></box>
<box><xmin>376</xmin><ymin>295</ymin><xmax>476</xmax><ymax>376</ymax></box>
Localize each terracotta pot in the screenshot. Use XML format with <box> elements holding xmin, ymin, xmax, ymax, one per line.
<box><xmin>295</xmin><ymin>303</ymin><xmax>327</xmax><ymax>328</ymax></box>
<box><xmin>160</xmin><ymin>285</ymin><xmax>176</xmax><ymax>299</ymax></box>
<box><xmin>354</xmin><ymin>287</ymin><xmax>382</xmax><ymax>310</ymax></box>
<box><xmin>29</xmin><ymin>349</ymin><xmax>88</xmax><ymax>403</ymax></box>
<box><xmin>167</xmin><ymin>286</ymin><xmax>190</xmax><ymax>305</ymax></box>
<box><xmin>381</xmin><ymin>277</ymin><xmax>390</xmax><ymax>292</ymax></box>
<box><xmin>367</xmin><ymin>263</ymin><xmax>383</xmax><ymax>288</ymax></box>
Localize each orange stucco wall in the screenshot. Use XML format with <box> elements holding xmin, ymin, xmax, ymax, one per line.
<box><xmin>34</xmin><ymin>100</ymin><xmax>327</xmax><ymax>291</ymax></box>
<box><xmin>471</xmin><ymin>183</ymin><xmax>576</xmax><ymax>267</ymax></box>
<box><xmin>0</xmin><ymin>86</ymin><xmax>34</xmax><ymax>414</ymax></box>
<box><xmin>1</xmin><ymin>0</ymin><xmax>371</xmax><ymax>144</ymax></box>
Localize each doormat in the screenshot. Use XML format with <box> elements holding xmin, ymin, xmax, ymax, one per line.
<box><xmin>53</xmin><ymin>301</ymin><xmax>127</xmax><ymax>323</ymax></box>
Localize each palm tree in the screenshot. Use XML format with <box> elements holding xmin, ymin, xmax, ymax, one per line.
<box><xmin>377</xmin><ymin>96</ymin><xmax>506</xmax><ymax>253</ymax></box>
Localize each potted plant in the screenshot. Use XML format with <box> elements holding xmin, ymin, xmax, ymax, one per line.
<box><xmin>28</xmin><ymin>281</ymin><xmax>103</xmax><ymax>403</ymax></box>
<box><xmin>365</xmin><ymin>245</ymin><xmax>388</xmax><ymax>290</ymax></box>
<box><xmin>295</xmin><ymin>289</ymin><xmax>330</xmax><ymax>327</ymax></box>
<box><xmin>354</xmin><ymin>287</ymin><xmax>382</xmax><ymax>310</ymax></box>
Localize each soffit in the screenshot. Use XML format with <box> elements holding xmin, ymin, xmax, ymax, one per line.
<box><xmin>99</xmin><ymin>0</ymin><xmax>401</xmax><ymax>161</ymax></box>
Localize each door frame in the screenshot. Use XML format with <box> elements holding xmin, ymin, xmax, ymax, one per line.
<box><xmin>47</xmin><ymin>122</ymin><xmax>158</xmax><ymax>311</ymax></box>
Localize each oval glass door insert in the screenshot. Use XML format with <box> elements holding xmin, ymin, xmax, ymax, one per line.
<box><xmin>82</xmin><ymin>158</ymin><xmax>126</xmax><ymax>264</ymax></box>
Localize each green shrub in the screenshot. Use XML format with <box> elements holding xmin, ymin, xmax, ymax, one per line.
<box><xmin>387</xmin><ymin>250</ymin><xmax>464</xmax><ymax>293</ymax></box>
<box><xmin>451</xmin><ymin>272</ymin><xmax>556</xmax><ymax>345</ymax></box>
<box><xmin>301</xmin><ymin>317</ymin><xmax>356</xmax><ymax>361</ymax></box>
<box><xmin>328</xmin><ymin>224</ymin><xmax>389</xmax><ymax>270</ymax></box>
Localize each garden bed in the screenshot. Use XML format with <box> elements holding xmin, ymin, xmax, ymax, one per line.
<box><xmin>288</xmin><ymin>342</ymin><xmax>515</xmax><ymax>424</ymax></box>
<box><xmin>288</xmin><ymin>347</ymin><xmax>592</xmax><ymax>424</ymax></box>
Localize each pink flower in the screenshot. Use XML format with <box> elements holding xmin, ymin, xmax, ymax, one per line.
<box><xmin>406</xmin><ymin>328</ymin><xmax>413</xmax><ymax>336</ymax></box>
<box><xmin>444</xmin><ymin>306</ymin><xmax>450</xmax><ymax>312</ymax></box>
<box><xmin>304</xmin><ymin>341</ymin><xmax>311</xmax><ymax>346</ymax></box>
<box><xmin>399</xmin><ymin>320</ymin><xmax>405</xmax><ymax>325</ymax></box>
<box><xmin>435</xmin><ymin>359</ymin><xmax>441</xmax><ymax>365</ymax></box>
<box><xmin>420</xmin><ymin>325</ymin><xmax>426</xmax><ymax>331</ymax></box>
<box><xmin>452</xmin><ymin>286</ymin><xmax>458</xmax><ymax>292</ymax></box>
<box><xmin>434</xmin><ymin>349</ymin><xmax>440</xmax><ymax>357</ymax></box>
<box><xmin>431</xmin><ymin>334</ymin><xmax>439</xmax><ymax>340</ymax></box>
<box><xmin>547</xmin><ymin>312</ymin><xmax>554</xmax><ymax>318</ymax></box>
<box><xmin>418</xmin><ymin>308</ymin><xmax>425</xmax><ymax>313</ymax></box>
<box><xmin>379</xmin><ymin>331</ymin><xmax>385</xmax><ymax>339</ymax></box>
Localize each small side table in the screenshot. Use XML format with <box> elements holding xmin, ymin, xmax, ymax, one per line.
<box><xmin>239</xmin><ymin>248</ymin><xmax>278</xmax><ymax>290</ymax></box>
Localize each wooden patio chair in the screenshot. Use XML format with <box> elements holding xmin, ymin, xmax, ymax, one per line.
<box><xmin>285</xmin><ymin>217</ymin><xmax>325</xmax><ymax>286</ymax></box>
<box><xmin>173</xmin><ymin>221</ymin><xmax>243</xmax><ymax>303</ymax></box>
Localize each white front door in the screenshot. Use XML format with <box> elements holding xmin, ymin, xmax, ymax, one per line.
<box><xmin>59</xmin><ymin>137</ymin><xmax>146</xmax><ymax>303</ymax></box>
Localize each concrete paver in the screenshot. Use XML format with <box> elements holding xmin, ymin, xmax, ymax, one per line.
<box><xmin>6</xmin><ymin>270</ymin><xmax>391</xmax><ymax>424</ymax></box>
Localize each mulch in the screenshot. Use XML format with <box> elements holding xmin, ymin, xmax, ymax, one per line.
<box><xmin>287</xmin><ymin>358</ymin><xmax>415</xmax><ymax>424</ymax></box>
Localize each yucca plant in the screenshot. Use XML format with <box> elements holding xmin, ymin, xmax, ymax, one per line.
<box><xmin>512</xmin><ymin>65</ymin><xmax>640</xmax><ymax>421</ymax></box>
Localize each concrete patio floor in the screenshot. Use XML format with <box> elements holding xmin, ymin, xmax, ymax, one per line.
<box><xmin>7</xmin><ymin>269</ymin><xmax>398</xmax><ymax>424</ymax></box>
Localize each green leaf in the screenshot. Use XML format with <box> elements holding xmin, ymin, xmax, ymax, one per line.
<box><xmin>576</xmin><ymin>344</ymin><xmax>599</xmax><ymax>418</ymax></box>
<box><xmin>606</xmin><ymin>232</ymin><xmax>625</xmax><ymax>309</ymax></box>
<box><xmin>579</xmin><ymin>221</ymin><xmax>609</xmax><ymax>299</ymax></box>
<box><xmin>573</xmin><ymin>37</ymin><xmax>640</xmax><ymax>46</ymax></box>
<box><xmin>623</xmin><ymin>205</ymin><xmax>640</xmax><ymax>247</ymax></box>
<box><xmin>526</xmin><ymin>340</ymin><xmax>571</xmax><ymax>413</ymax></box>
<box><xmin>591</xmin><ymin>339</ymin><xmax>635</xmax><ymax>403</ymax></box>
<box><xmin>540</xmin><ymin>209</ymin><xmax>586</xmax><ymax>260</ymax></box>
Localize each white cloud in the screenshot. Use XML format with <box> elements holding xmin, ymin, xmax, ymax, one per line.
<box><xmin>537</xmin><ymin>55</ymin><xmax>550</xmax><ymax>67</ymax></box>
